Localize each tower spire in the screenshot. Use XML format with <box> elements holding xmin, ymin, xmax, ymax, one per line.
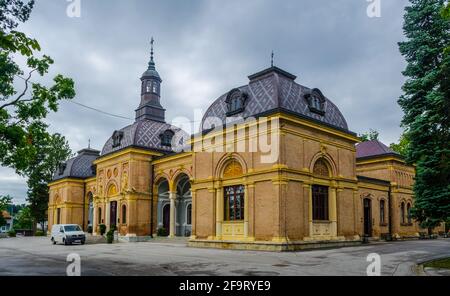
<box><xmin>271</xmin><ymin>50</ymin><xmax>274</xmax><ymax>67</ymax></box>
<box><xmin>148</xmin><ymin>37</ymin><xmax>156</xmax><ymax>70</ymax></box>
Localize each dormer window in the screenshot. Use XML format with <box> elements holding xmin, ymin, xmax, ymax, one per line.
<box><xmin>112</xmin><ymin>130</ymin><xmax>124</xmax><ymax>148</ymax></box>
<box><xmin>160</xmin><ymin>130</ymin><xmax>174</xmax><ymax>147</ymax></box>
<box><xmin>305</xmin><ymin>88</ymin><xmax>326</xmax><ymax>116</ymax></box>
<box><xmin>91</xmin><ymin>164</ymin><xmax>97</xmax><ymax>175</ymax></box>
<box><xmin>58</xmin><ymin>163</ymin><xmax>67</xmax><ymax>175</ymax></box>
<box><xmin>225</xmin><ymin>88</ymin><xmax>248</xmax><ymax>116</ymax></box>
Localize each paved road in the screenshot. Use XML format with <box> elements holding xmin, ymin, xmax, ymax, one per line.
<box><xmin>0</xmin><ymin>237</ymin><xmax>449</xmax><ymax>276</ymax></box>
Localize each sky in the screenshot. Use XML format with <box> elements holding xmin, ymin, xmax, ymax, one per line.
<box><xmin>1</xmin><ymin>0</ymin><xmax>411</xmax><ymax>204</ymax></box>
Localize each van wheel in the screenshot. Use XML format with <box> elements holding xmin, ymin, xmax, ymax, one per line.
<box><xmin>63</xmin><ymin>238</ymin><xmax>68</xmax><ymax>245</ymax></box>
<box><xmin>51</xmin><ymin>237</ymin><xmax>56</xmax><ymax>245</ymax></box>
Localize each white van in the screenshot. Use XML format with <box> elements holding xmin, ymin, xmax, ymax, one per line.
<box><xmin>51</xmin><ymin>224</ymin><xmax>86</xmax><ymax>245</ymax></box>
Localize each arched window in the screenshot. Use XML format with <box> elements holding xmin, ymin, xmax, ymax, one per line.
<box><xmin>122</xmin><ymin>204</ymin><xmax>127</xmax><ymax>224</ymax></box>
<box><xmin>186</xmin><ymin>204</ymin><xmax>192</xmax><ymax>225</ymax></box>
<box><xmin>305</xmin><ymin>88</ymin><xmax>326</xmax><ymax>115</ymax></box>
<box><xmin>407</xmin><ymin>203</ymin><xmax>412</xmax><ymax>224</ymax></box>
<box><xmin>401</xmin><ymin>202</ymin><xmax>405</xmax><ymax>224</ymax></box>
<box><xmin>145</xmin><ymin>80</ymin><xmax>152</xmax><ymax>93</ymax></box>
<box><xmin>98</xmin><ymin>207</ymin><xmax>102</xmax><ymax>224</ymax></box>
<box><xmin>380</xmin><ymin>200</ymin><xmax>385</xmax><ymax>224</ymax></box>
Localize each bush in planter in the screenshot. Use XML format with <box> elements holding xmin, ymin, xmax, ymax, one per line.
<box><xmin>106</xmin><ymin>229</ymin><xmax>114</xmax><ymax>244</ymax></box>
<box><xmin>87</xmin><ymin>225</ymin><xmax>93</xmax><ymax>234</ymax></box>
<box><xmin>7</xmin><ymin>230</ymin><xmax>16</xmax><ymax>237</ymax></box>
<box><xmin>157</xmin><ymin>227</ymin><xmax>167</xmax><ymax>237</ymax></box>
<box><xmin>35</xmin><ymin>230</ymin><xmax>44</xmax><ymax>236</ymax></box>
<box><xmin>99</xmin><ymin>224</ymin><xmax>106</xmax><ymax>236</ymax></box>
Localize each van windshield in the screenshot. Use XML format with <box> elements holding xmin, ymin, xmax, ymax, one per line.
<box><xmin>64</xmin><ymin>225</ymin><xmax>81</xmax><ymax>232</ymax></box>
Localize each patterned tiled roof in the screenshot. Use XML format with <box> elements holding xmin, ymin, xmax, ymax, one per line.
<box><xmin>52</xmin><ymin>148</ymin><xmax>100</xmax><ymax>181</ymax></box>
<box><xmin>202</xmin><ymin>67</ymin><xmax>349</xmax><ymax>132</ymax></box>
<box><xmin>101</xmin><ymin>119</ymin><xmax>189</xmax><ymax>156</ymax></box>
<box><xmin>356</xmin><ymin>140</ymin><xmax>399</xmax><ymax>159</ymax></box>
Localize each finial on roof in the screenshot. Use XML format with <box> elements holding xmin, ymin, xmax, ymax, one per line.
<box><xmin>271</xmin><ymin>50</ymin><xmax>274</xmax><ymax>67</ymax></box>
<box><xmin>88</xmin><ymin>138</ymin><xmax>91</xmax><ymax>149</ymax></box>
<box><xmin>148</xmin><ymin>37</ymin><xmax>156</xmax><ymax>70</ymax></box>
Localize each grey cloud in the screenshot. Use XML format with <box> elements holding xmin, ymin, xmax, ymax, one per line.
<box><xmin>2</xmin><ymin>0</ymin><xmax>411</xmax><ymax>203</ymax></box>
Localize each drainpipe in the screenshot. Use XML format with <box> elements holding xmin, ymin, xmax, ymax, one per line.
<box><xmin>388</xmin><ymin>183</ymin><xmax>392</xmax><ymax>240</ymax></box>
<box><xmin>150</xmin><ymin>164</ymin><xmax>154</xmax><ymax>238</ymax></box>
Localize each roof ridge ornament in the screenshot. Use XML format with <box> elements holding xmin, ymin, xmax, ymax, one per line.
<box><xmin>271</xmin><ymin>50</ymin><xmax>274</xmax><ymax>67</ymax></box>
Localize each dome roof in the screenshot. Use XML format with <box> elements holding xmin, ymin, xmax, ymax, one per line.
<box><xmin>53</xmin><ymin>148</ymin><xmax>100</xmax><ymax>181</ymax></box>
<box><xmin>201</xmin><ymin>67</ymin><xmax>349</xmax><ymax>132</ymax></box>
<box><xmin>101</xmin><ymin>119</ymin><xmax>189</xmax><ymax>156</ymax></box>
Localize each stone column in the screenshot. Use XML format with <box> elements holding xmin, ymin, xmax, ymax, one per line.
<box><xmin>329</xmin><ymin>186</ymin><xmax>338</xmax><ymax>238</ymax></box>
<box><xmin>169</xmin><ymin>192</ymin><xmax>176</xmax><ymax>238</ymax></box>
<box><xmin>190</xmin><ymin>190</ymin><xmax>196</xmax><ymax>239</ymax></box>
<box><xmin>92</xmin><ymin>202</ymin><xmax>97</xmax><ymax>235</ymax></box>
<box><xmin>244</xmin><ymin>185</ymin><xmax>249</xmax><ymax>238</ymax></box>
<box><xmin>105</xmin><ymin>201</ymin><xmax>110</xmax><ymax>231</ymax></box>
<box><xmin>215</xmin><ymin>188</ymin><xmax>223</xmax><ymax>239</ymax></box>
<box><xmin>307</xmin><ymin>184</ymin><xmax>313</xmax><ymax>237</ymax></box>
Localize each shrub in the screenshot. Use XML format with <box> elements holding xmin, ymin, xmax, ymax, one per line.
<box><xmin>87</xmin><ymin>225</ymin><xmax>93</xmax><ymax>234</ymax></box>
<box><xmin>157</xmin><ymin>227</ymin><xmax>167</xmax><ymax>237</ymax></box>
<box><xmin>35</xmin><ymin>230</ymin><xmax>45</xmax><ymax>236</ymax></box>
<box><xmin>99</xmin><ymin>224</ymin><xmax>106</xmax><ymax>236</ymax></box>
<box><xmin>8</xmin><ymin>230</ymin><xmax>16</xmax><ymax>237</ymax></box>
<box><xmin>106</xmin><ymin>229</ymin><xmax>114</xmax><ymax>244</ymax></box>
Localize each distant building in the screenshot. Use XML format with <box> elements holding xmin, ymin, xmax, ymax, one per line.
<box><xmin>0</xmin><ymin>210</ymin><xmax>13</xmax><ymax>233</ymax></box>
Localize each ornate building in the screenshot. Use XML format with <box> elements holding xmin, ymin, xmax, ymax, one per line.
<box><xmin>47</xmin><ymin>43</ymin><xmax>441</xmax><ymax>251</ymax></box>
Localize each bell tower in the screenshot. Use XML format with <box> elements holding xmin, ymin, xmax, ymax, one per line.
<box><xmin>135</xmin><ymin>38</ymin><xmax>166</xmax><ymax>122</ymax></box>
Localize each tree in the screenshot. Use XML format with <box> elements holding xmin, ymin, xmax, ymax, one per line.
<box><xmin>0</xmin><ymin>195</ymin><xmax>12</xmax><ymax>227</ymax></box>
<box><xmin>25</xmin><ymin>125</ymin><xmax>71</xmax><ymax>231</ymax></box>
<box><xmin>398</xmin><ymin>0</ymin><xmax>450</xmax><ymax>232</ymax></box>
<box><xmin>0</xmin><ymin>0</ymin><xmax>75</xmax><ymax>174</ymax></box>
<box><xmin>13</xmin><ymin>205</ymin><xmax>32</xmax><ymax>229</ymax></box>
<box><xmin>358</xmin><ymin>129</ymin><xmax>379</xmax><ymax>142</ymax></box>
<box><xmin>390</xmin><ymin>132</ymin><xmax>410</xmax><ymax>157</ymax></box>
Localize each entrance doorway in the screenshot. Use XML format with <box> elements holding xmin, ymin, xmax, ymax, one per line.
<box><xmin>163</xmin><ymin>204</ymin><xmax>170</xmax><ymax>233</ymax></box>
<box><xmin>363</xmin><ymin>198</ymin><xmax>372</xmax><ymax>237</ymax></box>
<box><xmin>110</xmin><ymin>201</ymin><xmax>117</xmax><ymax>228</ymax></box>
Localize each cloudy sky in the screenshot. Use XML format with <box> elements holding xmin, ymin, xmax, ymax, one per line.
<box><xmin>1</xmin><ymin>0</ymin><xmax>411</xmax><ymax>203</ymax></box>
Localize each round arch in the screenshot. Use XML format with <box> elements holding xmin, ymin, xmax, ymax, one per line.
<box><xmin>214</xmin><ymin>153</ymin><xmax>248</xmax><ymax>179</ymax></box>
<box><xmin>309</xmin><ymin>152</ymin><xmax>337</xmax><ymax>177</ymax></box>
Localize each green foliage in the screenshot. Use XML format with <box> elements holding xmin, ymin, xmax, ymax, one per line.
<box><xmin>25</xmin><ymin>127</ymin><xmax>71</xmax><ymax>230</ymax></box>
<box><xmin>34</xmin><ymin>230</ymin><xmax>44</xmax><ymax>236</ymax></box>
<box><xmin>0</xmin><ymin>0</ymin><xmax>35</xmax><ymax>31</ymax></box>
<box><xmin>0</xmin><ymin>195</ymin><xmax>12</xmax><ymax>211</ymax></box>
<box><xmin>398</xmin><ymin>0</ymin><xmax>450</xmax><ymax>229</ymax></box>
<box><xmin>106</xmin><ymin>229</ymin><xmax>114</xmax><ymax>244</ymax></box>
<box><xmin>13</xmin><ymin>206</ymin><xmax>32</xmax><ymax>230</ymax></box>
<box><xmin>99</xmin><ymin>224</ymin><xmax>106</xmax><ymax>236</ymax></box>
<box><xmin>7</xmin><ymin>229</ymin><xmax>16</xmax><ymax>237</ymax></box>
<box><xmin>157</xmin><ymin>227</ymin><xmax>167</xmax><ymax>236</ymax></box>
<box><xmin>0</xmin><ymin>0</ymin><xmax>75</xmax><ymax>174</ymax></box>
<box><xmin>0</xmin><ymin>213</ymin><xmax>6</xmax><ymax>227</ymax></box>
<box><xmin>390</xmin><ymin>132</ymin><xmax>410</xmax><ymax>157</ymax></box>
<box><xmin>358</xmin><ymin>129</ymin><xmax>379</xmax><ymax>142</ymax></box>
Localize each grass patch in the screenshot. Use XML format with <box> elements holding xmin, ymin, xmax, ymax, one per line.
<box><xmin>424</xmin><ymin>257</ymin><xmax>450</xmax><ymax>269</ymax></box>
